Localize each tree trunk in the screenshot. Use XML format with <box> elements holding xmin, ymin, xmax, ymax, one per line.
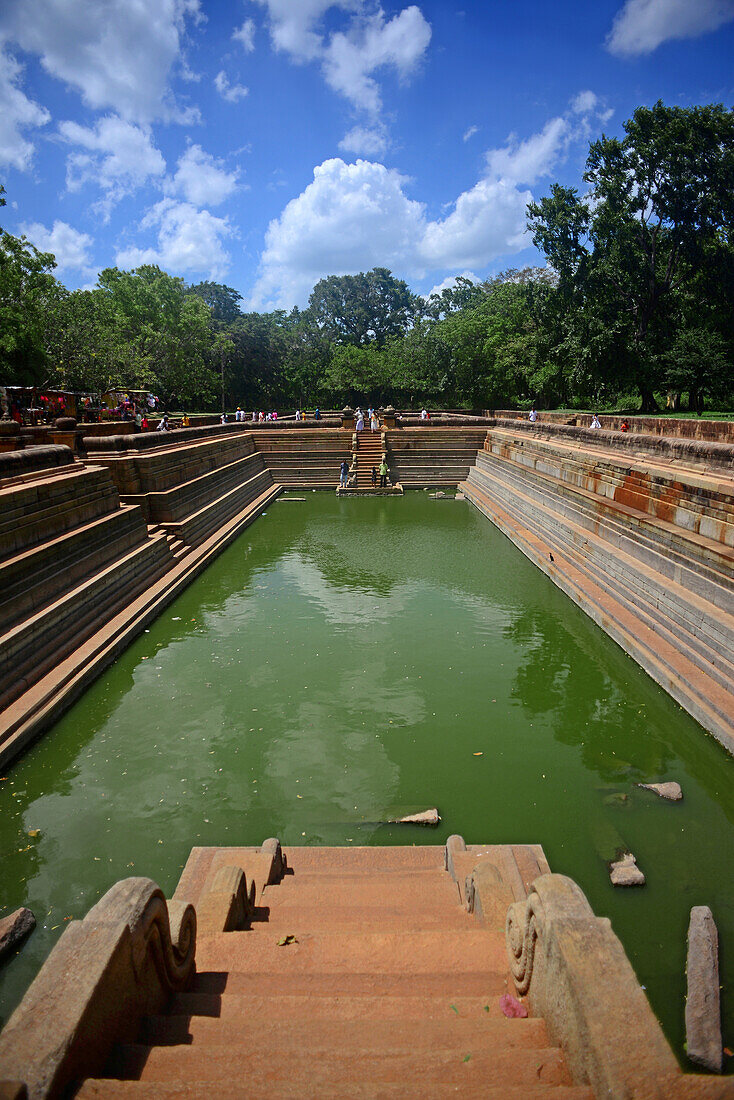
<box><xmin>638</xmin><ymin>387</ymin><xmax>659</xmax><ymax>414</ymax></box>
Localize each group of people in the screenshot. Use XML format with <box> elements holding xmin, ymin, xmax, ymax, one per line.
<box><xmin>231</xmin><ymin>409</ymin><xmax>279</xmax><ymax>422</ymax></box>
<box><xmin>339</xmin><ymin>458</ymin><xmax>389</xmax><ymax>488</ymax></box>
<box><xmin>528</xmin><ymin>408</ymin><xmax>631</xmax><ymax>433</ymax></box>
<box><xmin>354</xmin><ymin>407</ymin><xmax>380</xmax><ymax>432</ymax></box>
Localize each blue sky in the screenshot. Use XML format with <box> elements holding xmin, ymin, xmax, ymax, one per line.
<box><xmin>1</xmin><ymin>0</ymin><xmax>733</xmax><ymax>309</ymax></box>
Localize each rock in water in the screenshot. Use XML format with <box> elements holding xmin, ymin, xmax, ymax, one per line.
<box><xmin>637</xmin><ymin>781</ymin><xmax>682</xmax><ymax>801</ymax></box>
<box><xmin>609</xmin><ymin>852</ymin><xmax>645</xmax><ymax>887</ymax></box>
<box><xmin>0</xmin><ymin>907</ymin><xmax>35</xmax><ymax>960</ymax></box>
<box><xmin>686</xmin><ymin>906</ymin><xmax>723</xmax><ymax>1072</ymax></box>
<box><xmin>389</xmin><ymin>808</ymin><xmax>440</xmax><ymax>826</ymax></box>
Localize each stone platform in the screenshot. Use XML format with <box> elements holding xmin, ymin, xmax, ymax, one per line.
<box><xmin>2</xmin><ymin>838</ymin><xmax>730</xmax><ymax>1099</ymax></box>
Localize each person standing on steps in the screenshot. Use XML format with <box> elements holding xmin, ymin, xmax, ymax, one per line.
<box><xmin>379</xmin><ymin>458</ymin><xmax>389</xmax><ymax>488</ymax></box>
<box><xmin>339</xmin><ymin>459</ymin><xmax>349</xmax><ymax>488</ymax></box>
<box><xmin>590</xmin><ymin>413</ymin><xmax>601</xmax><ymax>428</ymax></box>
<box><xmin>355</xmin><ymin>411</ymin><xmax>365</xmax><ymax>432</ymax></box>
<box><xmin>529</xmin><ymin>407</ymin><xmax>537</xmax><ymax>423</ymax></box>
<box><xmin>371</xmin><ymin>465</ymin><xmax>377</xmax><ymax>487</ymax></box>
<box><xmin>370</xmin><ymin>411</ymin><xmax>379</xmax><ymax>432</ymax></box>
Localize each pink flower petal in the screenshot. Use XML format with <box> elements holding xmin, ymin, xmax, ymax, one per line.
<box><xmin>500</xmin><ymin>993</ymin><xmax>528</xmax><ymax>1018</ymax></box>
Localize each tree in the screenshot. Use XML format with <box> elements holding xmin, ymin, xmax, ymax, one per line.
<box><xmin>528</xmin><ymin>102</ymin><xmax>734</xmax><ymax>410</ymax></box>
<box><xmin>188</xmin><ymin>281</ymin><xmax>243</xmax><ymax>323</ymax></box>
<box><xmin>308</xmin><ymin>267</ymin><xmax>419</xmax><ymax>348</ymax></box>
<box><xmin>97</xmin><ymin>265</ymin><xmax>218</xmax><ymax>407</ymax></box>
<box><xmin>0</xmin><ymin>205</ymin><xmax>61</xmax><ymax>385</ymax></box>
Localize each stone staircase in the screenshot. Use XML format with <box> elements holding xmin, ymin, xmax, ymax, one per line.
<box><xmin>352</xmin><ymin>429</ymin><xmax>384</xmax><ymax>489</ymax></box>
<box><xmin>460</xmin><ymin>427</ymin><xmax>734</xmax><ymax>751</ymax></box>
<box><xmin>76</xmin><ymin>843</ymin><xmax>591</xmax><ymax>1099</ymax></box>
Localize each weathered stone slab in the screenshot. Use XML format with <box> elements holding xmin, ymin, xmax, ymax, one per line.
<box><xmin>609</xmin><ymin>852</ymin><xmax>645</xmax><ymax>886</ymax></box>
<box><xmin>686</xmin><ymin>905</ymin><xmax>723</xmax><ymax>1073</ymax></box>
<box><xmin>389</xmin><ymin>808</ymin><xmax>440</xmax><ymax>826</ymax></box>
<box><xmin>0</xmin><ymin>907</ymin><xmax>35</xmax><ymax>960</ymax></box>
<box><xmin>637</xmin><ymin>781</ymin><xmax>683</xmax><ymax>801</ymax></box>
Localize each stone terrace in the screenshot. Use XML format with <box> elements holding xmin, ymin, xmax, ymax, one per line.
<box><xmin>461</xmin><ymin>423</ymin><xmax>734</xmax><ymax>752</ymax></box>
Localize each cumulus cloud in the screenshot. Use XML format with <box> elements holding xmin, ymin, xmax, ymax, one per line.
<box><xmin>322</xmin><ymin>6</ymin><xmax>432</xmax><ymax>114</ymax></box>
<box><xmin>254</xmin><ymin>1</ymin><xmax>430</xmax><ymax>117</ymax></box>
<box><xmin>420</xmin><ymin>178</ymin><xmax>531</xmax><ymax>270</ymax></box>
<box><xmin>607</xmin><ymin>0</ymin><xmax>734</xmax><ymax>56</ymax></box>
<box><xmin>250</xmin><ymin>158</ymin><xmax>425</xmax><ymax>307</ymax></box>
<box><xmin>250</xmin><ymin>92</ymin><xmax>609</xmax><ymax>309</ymax></box>
<box><xmin>254</xmin><ymin>0</ymin><xmax>356</xmax><ymax>62</ymax></box>
<box><xmin>166</xmin><ymin>143</ymin><xmax>239</xmax><ymax>206</ymax></box>
<box><xmin>214</xmin><ymin>70</ymin><xmax>249</xmax><ymax>102</ymax></box>
<box><xmin>571</xmin><ymin>90</ymin><xmax>597</xmax><ymax>114</ymax></box>
<box><xmin>59</xmin><ymin>116</ymin><xmax>165</xmax><ymax>215</ymax></box>
<box><xmin>232</xmin><ymin>17</ymin><xmax>256</xmax><ymax>51</ymax></box>
<box><xmin>338</xmin><ymin>124</ymin><xmax>388</xmax><ymax>156</ymax></box>
<box><xmin>20</xmin><ymin>219</ymin><xmax>94</xmax><ymax>276</ymax></box>
<box><xmin>425</xmin><ymin>272</ymin><xmax>479</xmax><ymax>299</ymax></box>
<box><xmin>0</xmin><ymin>48</ymin><xmax>50</xmax><ymax>170</ymax></box>
<box><xmin>0</xmin><ymin>0</ymin><xmax>202</xmax><ymax>123</ymax></box>
<box><xmin>485</xmin><ymin>116</ymin><xmax>571</xmax><ymax>186</ymax></box>
<box><xmin>116</xmin><ymin>199</ymin><xmax>232</xmax><ymax>279</ymax></box>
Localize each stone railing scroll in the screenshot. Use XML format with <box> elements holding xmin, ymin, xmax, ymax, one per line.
<box><xmin>506</xmin><ymin>873</ymin><xmax>680</xmax><ymax>1099</ymax></box>
<box><xmin>0</xmin><ymin>877</ymin><xmax>196</xmax><ymax>1100</ymax></box>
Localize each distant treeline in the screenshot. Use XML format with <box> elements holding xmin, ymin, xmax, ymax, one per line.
<box><xmin>1</xmin><ymin>102</ymin><xmax>732</xmax><ymax>414</ymax></box>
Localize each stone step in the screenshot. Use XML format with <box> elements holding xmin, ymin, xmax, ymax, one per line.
<box><xmin>468</xmin><ymin>462</ymin><xmax>734</xmax><ymax>692</ymax></box>
<box><xmin>194</xmin><ymin>929</ymin><xmax>508</xmax><ymax>975</ymax></box>
<box><xmin>140</xmin><ymin>1013</ymin><xmax>548</xmax><ymax>1050</ymax></box>
<box><xmin>168</xmin><ymin>989</ymin><xmax>516</xmax><ymax>1021</ymax></box>
<box><xmin>461</xmin><ymin>477</ymin><xmax>733</xmax><ymax>747</ymax></box>
<box><xmin>78</xmin><ymin>1078</ymin><xmax>594</xmax><ymax>1098</ymax></box>
<box><xmin>280</xmin><ymin>844</ymin><xmax>447</xmax><ymax>872</ymax></box>
<box><xmin>263</xmin><ymin>869</ymin><xmax>461</xmax><ymax>907</ymax></box>
<box><xmin>186</xmin><ymin>969</ymin><xmax>511</xmax><ymax>999</ymax></box>
<box><xmin>251</xmin><ymin>906</ymin><xmax>474</xmax><ymax>934</ymax></box>
<box><xmin>112</xmin><ymin>1043</ymin><xmax>571</xmax><ymax>1089</ymax></box>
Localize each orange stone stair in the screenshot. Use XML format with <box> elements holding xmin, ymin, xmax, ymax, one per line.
<box><xmin>77</xmin><ymin>844</ymin><xmax>592</xmax><ymax>1098</ymax></box>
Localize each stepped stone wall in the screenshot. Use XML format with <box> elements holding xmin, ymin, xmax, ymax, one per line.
<box><xmin>0</xmin><ymin>446</ymin><xmax>175</xmax><ymax>731</ymax></box>
<box><xmin>491</xmin><ymin>410</ymin><xmax>734</xmax><ymax>446</ymax></box>
<box><xmin>386</xmin><ymin>427</ymin><xmax>488</xmax><ymax>487</ymax></box>
<box><xmin>461</xmin><ymin>425</ymin><xmax>734</xmax><ymax>753</ymax></box>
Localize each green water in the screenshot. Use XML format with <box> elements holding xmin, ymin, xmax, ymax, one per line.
<box><xmin>1</xmin><ymin>493</ymin><xmax>732</xmax><ymax>1063</ymax></box>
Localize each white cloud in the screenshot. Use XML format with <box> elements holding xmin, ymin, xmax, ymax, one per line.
<box><xmin>0</xmin><ymin>0</ymin><xmax>202</xmax><ymax>123</ymax></box>
<box><xmin>254</xmin><ymin>1</ymin><xmax>430</xmax><ymax>116</ymax></box>
<box><xmin>322</xmin><ymin>5</ymin><xmax>431</xmax><ymax>114</ymax></box>
<box><xmin>59</xmin><ymin>116</ymin><xmax>165</xmax><ymax>215</ymax></box>
<box><xmin>116</xmin><ymin>199</ymin><xmax>232</xmax><ymax>279</ymax></box>
<box><xmin>462</xmin><ymin>125</ymin><xmax>479</xmax><ymax>142</ymax></box>
<box><xmin>426</xmin><ymin>272</ymin><xmax>479</xmax><ymax>299</ymax></box>
<box><xmin>0</xmin><ymin>48</ymin><xmax>50</xmax><ymax>170</ymax></box>
<box><xmin>420</xmin><ymin>178</ymin><xmax>531</xmax><ymax>270</ymax></box>
<box><xmin>607</xmin><ymin>0</ymin><xmax>734</xmax><ymax>56</ymax></box>
<box><xmin>571</xmin><ymin>90</ymin><xmax>598</xmax><ymax>114</ymax></box>
<box><xmin>166</xmin><ymin>143</ymin><xmax>239</xmax><ymax>206</ymax></box>
<box><xmin>485</xmin><ymin>116</ymin><xmax>570</xmax><ymax>186</ymax></box>
<box><xmin>338</xmin><ymin>124</ymin><xmax>388</xmax><ymax>156</ymax></box>
<box><xmin>20</xmin><ymin>219</ymin><xmax>94</xmax><ymax>276</ymax></box>
<box><xmin>214</xmin><ymin>71</ymin><xmax>249</xmax><ymax>103</ymax></box>
<box><xmin>250</xmin><ymin>158</ymin><xmax>425</xmax><ymax>307</ymax></box>
<box><xmin>251</xmin><ymin>95</ymin><xmax>611</xmax><ymax>309</ymax></box>
<box><xmin>254</xmin><ymin>0</ymin><xmax>356</xmax><ymax>62</ymax></box>
<box><xmin>232</xmin><ymin>17</ymin><xmax>256</xmax><ymax>51</ymax></box>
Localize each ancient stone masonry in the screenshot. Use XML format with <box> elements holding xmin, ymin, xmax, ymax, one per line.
<box><xmin>1</xmin><ymin>838</ymin><xmax>727</xmax><ymax>1098</ymax></box>
<box><xmin>0</xmin><ymin>431</ymin><xmax>281</xmax><ymax>769</ymax></box>
<box><xmin>0</xmin><ymin>446</ymin><xmax>175</xmax><ymax>740</ymax></box>
<box><xmin>461</xmin><ymin>423</ymin><xmax>734</xmax><ymax>754</ymax></box>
